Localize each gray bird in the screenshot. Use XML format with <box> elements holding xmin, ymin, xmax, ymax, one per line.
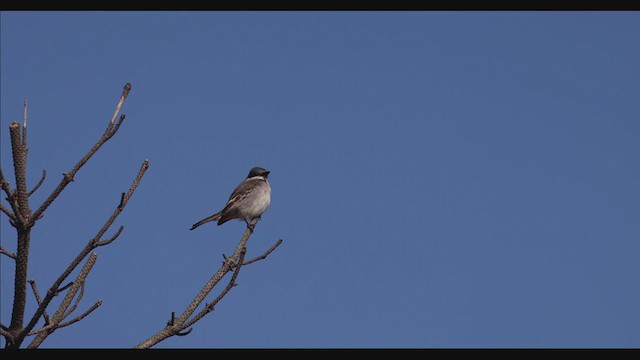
<box><xmin>190</xmin><ymin>167</ymin><xmax>271</xmax><ymax>230</ymax></box>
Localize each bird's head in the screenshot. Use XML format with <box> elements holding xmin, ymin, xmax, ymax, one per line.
<box><xmin>247</xmin><ymin>167</ymin><xmax>270</xmax><ymax>179</ymax></box>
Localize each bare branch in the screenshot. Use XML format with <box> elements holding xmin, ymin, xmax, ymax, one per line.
<box><xmin>110</xmin><ymin>83</ymin><xmax>131</xmax><ymax>125</ymax></box>
<box><xmin>57</xmin><ymin>281</ymin><xmax>74</xmax><ymax>293</ymax></box>
<box><xmin>175</xmin><ymin>328</ymin><xmax>193</xmax><ymax>337</ymax></box>
<box><xmin>181</xmin><ymin>248</ymin><xmax>247</xmax><ymax>330</ymax></box>
<box><xmin>118</xmin><ymin>192</ymin><xmax>125</xmax><ymax>209</ymax></box>
<box><xmin>136</xmin><ymin>217</ymin><xmax>274</xmax><ymax>349</ymax></box>
<box><xmin>28</xmin><ymin>280</ymin><xmax>50</xmax><ymax>326</ymax></box>
<box><xmin>27</xmin><ymin>253</ymin><xmax>98</xmax><ymax>348</ymax></box>
<box><xmin>9</xmin><ymin>121</ymin><xmax>31</xmax><ymax>221</ymax></box>
<box><xmin>16</xmin><ymin>159</ymin><xmax>149</xmax><ymax>347</ymax></box>
<box><xmin>62</xmin><ymin>282</ymin><xmax>85</xmax><ymax>320</ymax></box>
<box><xmin>52</xmin><ymin>301</ymin><xmax>102</xmax><ymax>332</ymax></box>
<box><xmin>27</xmin><ymin>169</ymin><xmax>47</xmax><ymax>197</ymax></box>
<box><xmin>0</xmin><ymin>203</ymin><xmax>16</xmax><ymax>222</ymax></box>
<box><xmin>31</xmin><ymin>83</ymin><xmax>133</xmax><ymax>223</ymax></box>
<box><xmin>91</xmin><ymin>160</ymin><xmax>148</xmax><ymax>245</ymax></box>
<box><xmin>22</xmin><ymin>97</ymin><xmax>28</xmax><ymax>146</ymax></box>
<box><xmin>0</xmin><ymin>327</ymin><xmax>14</xmax><ymax>344</ymax></box>
<box><xmin>241</xmin><ymin>239</ymin><xmax>283</xmax><ymax>266</ymax></box>
<box><xmin>94</xmin><ymin>225</ymin><xmax>123</xmax><ymax>247</ymax></box>
<box><xmin>26</xmin><ymin>299</ymin><xmax>102</xmax><ymax>337</ymax></box>
<box><xmin>0</xmin><ymin>167</ymin><xmax>13</xmax><ymax>198</ymax></box>
<box><xmin>1</xmin><ymin>246</ymin><xmax>17</xmax><ymax>259</ymax></box>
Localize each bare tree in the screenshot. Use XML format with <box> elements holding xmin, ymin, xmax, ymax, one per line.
<box><xmin>0</xmin><ymin>84</ymin><xmax>147</xmax><ymax>348</ymax></box>
<box><xmin>1</xmin><ymin>83</ymin><xmax>283</xmax><ymax>348</ymax></box>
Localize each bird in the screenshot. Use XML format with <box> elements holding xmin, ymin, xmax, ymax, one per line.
<box><xmin>190</xmin><ymin>167</ymin><xmax>271</xmax><ymax>231</ymax></box>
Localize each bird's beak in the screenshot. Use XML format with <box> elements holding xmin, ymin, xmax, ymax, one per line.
<box><xmin>264</xmin><ymin>171</ymin><xmax>270</xmax><ymax>176</ymax></box>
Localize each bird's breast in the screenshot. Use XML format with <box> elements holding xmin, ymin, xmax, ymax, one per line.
<box><xmin>240</xmin><ymin>181</ymin><xmax>271</xmax><ymax>218</ymax></box>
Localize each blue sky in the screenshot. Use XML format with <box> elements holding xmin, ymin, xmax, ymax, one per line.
<box><xmin>1</xmin><ymin>11</ymin><xmax>639</xmax><ymax>348</ymax></box>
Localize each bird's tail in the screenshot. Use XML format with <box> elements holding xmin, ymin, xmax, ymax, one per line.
<box><xmin>189</xmin><ymin>212</ymin><xmax>222</xmax><ymax>230</ymax></box>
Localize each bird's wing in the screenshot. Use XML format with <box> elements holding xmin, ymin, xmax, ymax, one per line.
<box><xmin>221</xmin><ymin>178</ymin><xmax>264</xmax><ymax>215</ymax></box>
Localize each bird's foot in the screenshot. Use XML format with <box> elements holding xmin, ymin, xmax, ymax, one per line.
<box><xmin>245</xmin><ymin>220</ymin><xmax>255</xmax><ymax>233</ymax></box>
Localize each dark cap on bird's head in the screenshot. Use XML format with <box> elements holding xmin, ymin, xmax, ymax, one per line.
<box><xmin>248</xmin><ymin>167</ymin><xmax>270</xmax><ymax>178</ymax></box>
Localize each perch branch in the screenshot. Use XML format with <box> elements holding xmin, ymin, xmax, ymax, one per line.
<box><xmin>181</xmin><ymin>248</ymin><xmax>247</xmax><ymax>330</ymax></box>
<box><xmin>240</xmin><ymin>239</ymin><xmax>283</xmax><ymax>267</ymax></box>
<box><xmin>135</xmin><ymin>218</ymin><xmax>271</xmax><ymax>349</ymax></box>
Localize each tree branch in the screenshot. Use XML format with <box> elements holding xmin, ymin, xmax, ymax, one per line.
<box><xmin>181</xmin><ymin>248</ymin><xmax>247</xmax><ymax>330</ymax></box>
<box><xmin>31</xmin><ymin>83</ymin><xmax>132</xmax><ymax>222</ymax></box>
<box><xmin>27</xmin><ymin>301</ymin><xmax>103</xmax><ymax>336</ymax></box>
<box><xmin>0</xmin><ymin>167</ymin><xmax>22</xmax><ymax>227</ymax></box>
<box><xmin>28</xmin><ymin>280</ymin><xmax>50</xmax><ymax>326</ymax></box>
<box><xmin>0</xmin><ymin>203</ymin><xmax>17</xmax><ymax>222</ymax></box>
<box><xmin>8</xmin><ymin>121</ymin><xmax>32</xmax><ymax>340</ymax></box>
<box><xmin>62</xmin><ymin>282</ymin><xmax>85</xmax><ymax>320</ymax></box>
<box><xmin>27</xmin><ymin>169</ymin><xmax>47</xmax><ymax>198</ymax></box>
<box><xmin>0</xmin><ymin>327</ymin><xmax>14</xmax><ymax>344</ymax></box>
<box><xmin>135</xmin><ymin>218</ymin><xmax>271</xmax><ymax>349</ymax></box>
<box><xmin>13</xmin><ymin>159</ymin><xmax>149</xmax><ymax>348</ymax></box>
<box><xmin>27</xmin><ymin>253</ymin><xmax>98</xmax><ymax>348</ymax></box>
<box><xmin>94</xmin><ymin>225</ymin><xmax>123</xmax><ymax>247</ymax></box>
<box><xmin>10</xmin><ymin>121</ymin><xmax>31</xmax><ymax>224</ymax></box>
<box><xmin>22</xmin><ymin>98</ymin><xmax>28</xmax><ymax>147</ymax></box>
<box><xmin>240</xmin><ymin>239</ymin><xmax>283</xmax><ymax>267</ymax></box>
<box><xmin>1</xmin><ymin>246</ymin><xmax>17</xmax><ymax>260</ymax></box>
<box><xmin>0</xmin><ymin>167</ymin><xmax>14</xmax><ymax>198</ymax></box>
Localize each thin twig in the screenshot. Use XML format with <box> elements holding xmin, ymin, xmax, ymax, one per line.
<box><xmin>0</xmin><ymin>167</ymin><xmax>13</xmax><ymax>198</ymax></box>
<box><xmin>241</xmin><ymin>239</ymin><xmax>283</xmax><ymax>266</ymax></box>
<box><xmin>27</xmin><ymin>300</ymin><xmax>103</xmax><ymax>337</ymax></box>
<box><xmin>94</xmin><ymin>225</ymin><xmax>124</xmax><ymax>247</ymax></box>
<box><xmin>28</xmin><ymin>280</ymin><xmax>50</xmax><ymax>326</ymax></box>
<box><xmin>57</xmin><ymin>281</ymin><xmax>74</xmax><ymax>293</ymax></box>
<box><xmin>54</xmin><ymin>301</ymin><xmax>102</xmax><ymax>331</ymax></box>
<box><xmin>62</xmin><ymin>282</ymin><xmax>85</xmax><ymax>319</ymax></box>
<box><xmin>0</xmin><ymin>203</ymin><xmax>16</xmax><ymax>222</ymax></box>
<box><xmin>0</xmin><ymin>246</ymin><xmax>17</xmax><ymax>260</ymax></box>
<box><xmin>22</xmin><ymin>97</ymin><xmax>28</xmax><ymax>147</ymax></box>
<box><xmin>175</xmin><ymin>328</ymin><xmax>193</xmax><ymax>337</ymax></box>
<box><xmin>27</xmin><ymin>169</ymin><xmax>47</xmax><ymax>197</ymax></box>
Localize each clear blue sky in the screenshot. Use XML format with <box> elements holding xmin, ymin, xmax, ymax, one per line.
<box><xmin>1</xmin><ymin>11</ymin><xmax>639</xmax><ymax>348</ymax></box>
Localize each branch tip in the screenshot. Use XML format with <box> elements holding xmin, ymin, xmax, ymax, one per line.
<box><xmin>118</xmin><ymin>192</ymin><xmax>126</xmax><ymax>209</ymax></box>
<box><xmin>123</xmin><ymin>83</ymin><xmax>132</xmax><ymax>98</ymax></box>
